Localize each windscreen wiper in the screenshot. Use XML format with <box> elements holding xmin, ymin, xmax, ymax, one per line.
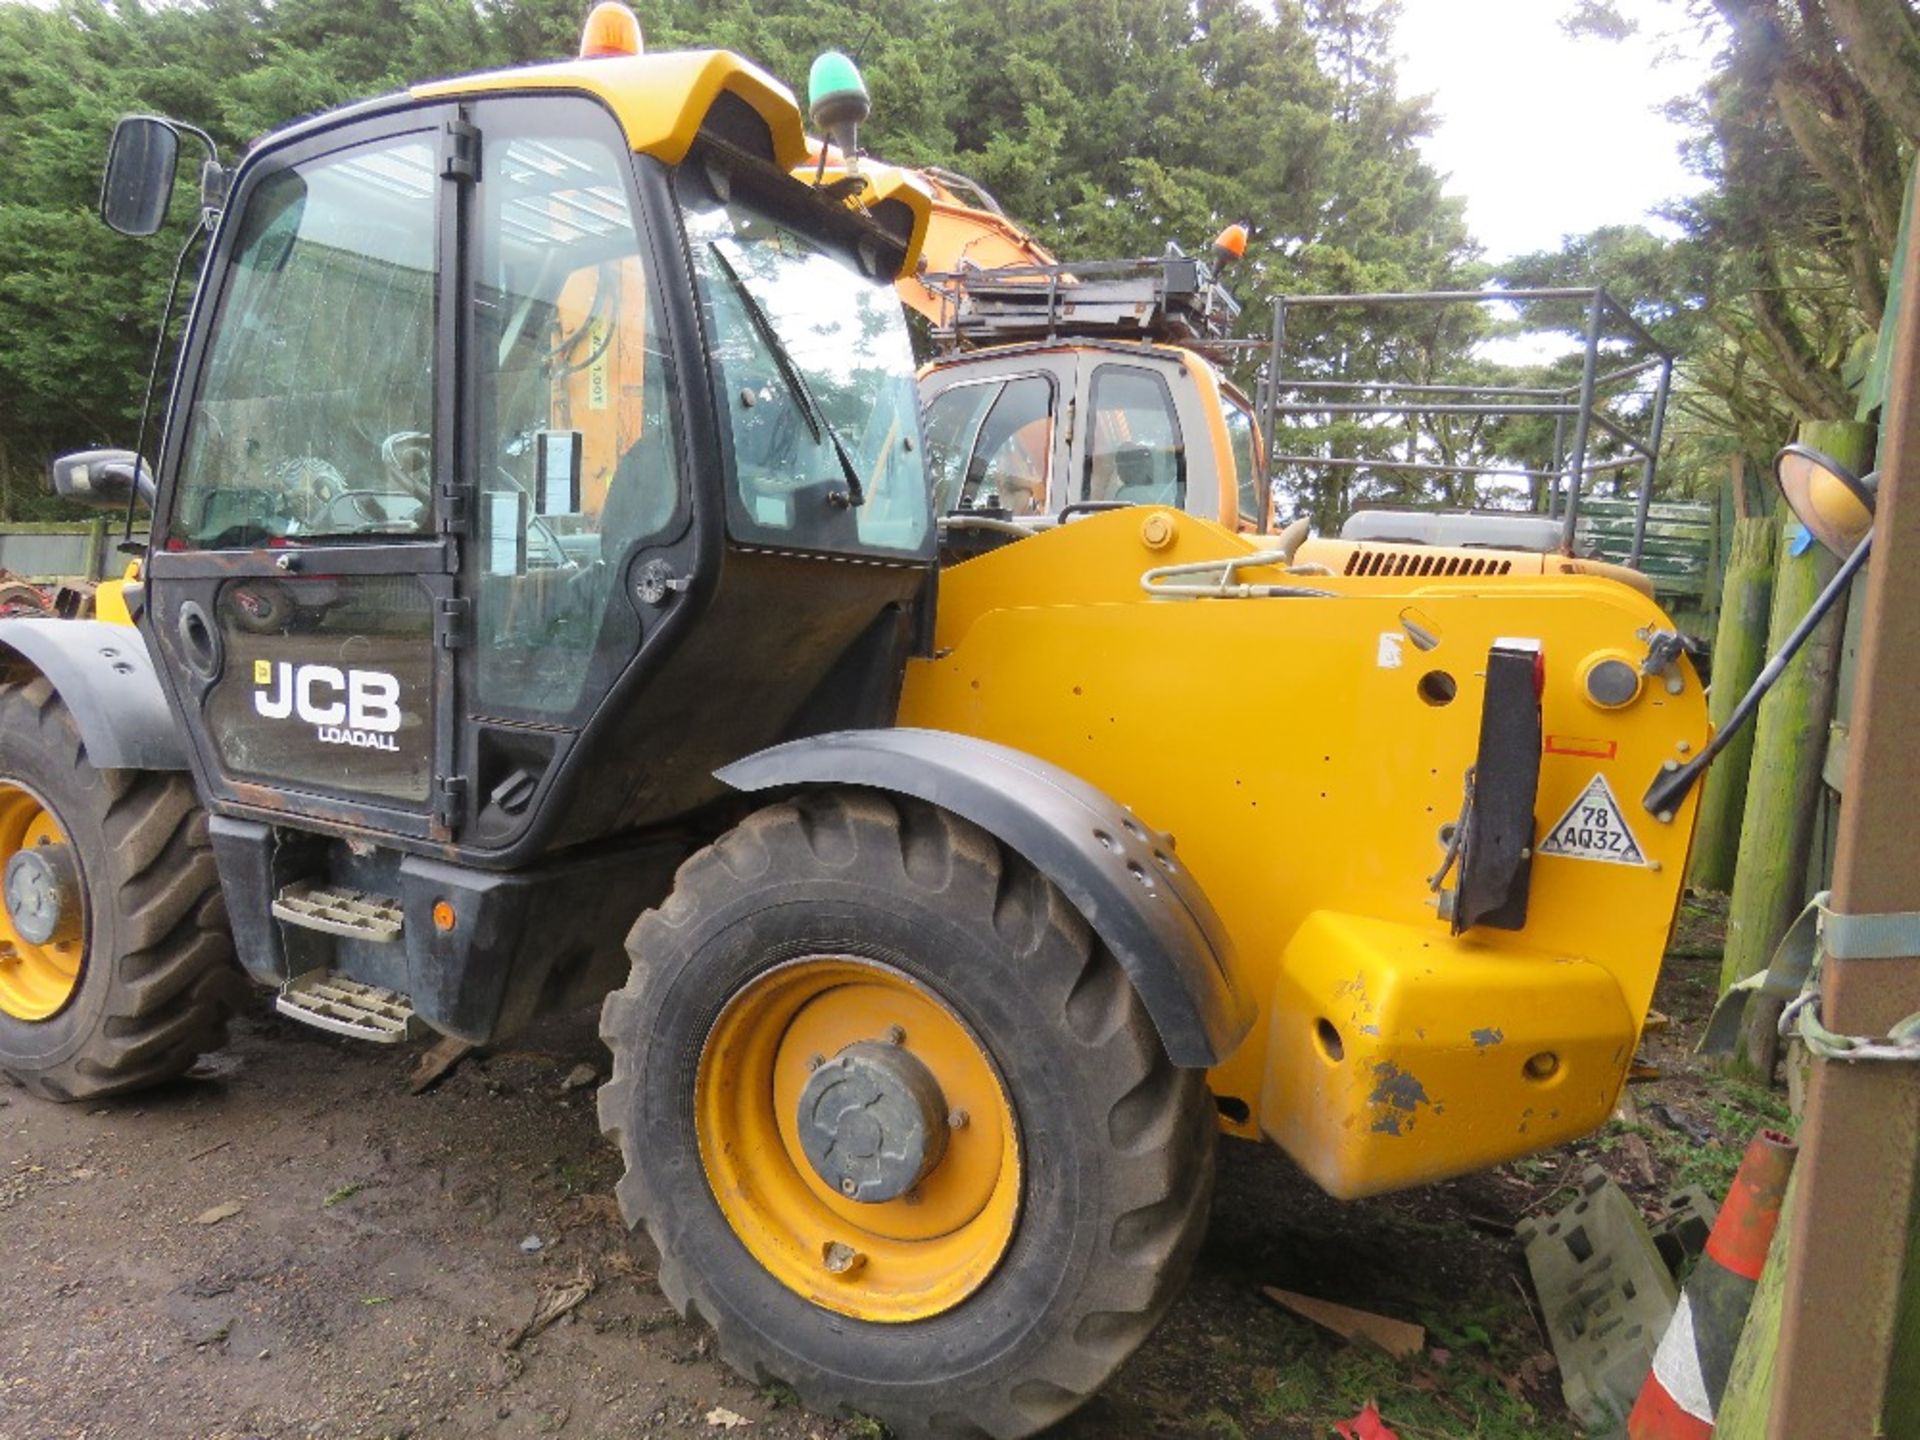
<box><xmin>707</xmin><ymin>242</ymin><xmax>866</xmax><ymax>508</ymax></box>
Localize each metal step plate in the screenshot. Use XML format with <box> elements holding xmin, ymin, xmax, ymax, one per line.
<box><xmin>272</xmin><ymin>882</ymin><xmax>404</xmax><ymax>943</ymax></box>
<box><xmin>276</xmin><ymin>970</ymin><xmax>417</xmax><ymax>1044</ymax></box>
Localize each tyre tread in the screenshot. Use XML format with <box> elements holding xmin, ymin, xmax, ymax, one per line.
<box><xmin>0</xmin><ymin>680</ymin><xmax>241</xmax><ymax>1102</ymax></box>
<box><xmin>599</xmin><ymin>792</ymin><xmax>1214</xmax><ymax>1440</ymax></box>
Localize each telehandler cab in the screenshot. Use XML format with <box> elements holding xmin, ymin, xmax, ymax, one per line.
<box><xmin>1</xmin><ymin>11</ymin><xmax>1711</xmax><ymax>1436</ymax></box>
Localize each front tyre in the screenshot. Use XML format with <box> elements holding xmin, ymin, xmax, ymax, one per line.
<box><xmin>598</xmin><ymin>792</ymin><xmax>1215</xmax><ymax>1439</ymax></box>
<box><xmin>0</xmin><ymin>676</ymin><xmax>243</xmax><ymax>1100</ymax></box>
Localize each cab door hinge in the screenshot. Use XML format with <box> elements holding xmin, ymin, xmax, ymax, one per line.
<box><xmin>435</xmin><ymin>595</ymin><xmax>471</xmax><ymax>650</ymax></box>
<box><xmin>437</xmin><ymin>481</ymin><xmax>469</xmax><ymax>537</ymax></box>
<box><xmin>441</xmin><ymin>118</ymin><xmax>481</xmax><ymax>183</ymax></box>
<box><xmin>435</xmin><ymin>773</ymin><xmax>469</xmax><ymax>830</ymax></box>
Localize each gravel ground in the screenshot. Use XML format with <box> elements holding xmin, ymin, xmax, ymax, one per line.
<box><xmin>1</xmin><ymin>910</ymin><xmax>1754</xmax><ymax>1440</ymax></box>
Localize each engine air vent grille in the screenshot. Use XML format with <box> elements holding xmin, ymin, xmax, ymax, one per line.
<box><xmin>1343</xmin><ymin>548</ymin><xmax>1516</xmax><ymax>579</ymax></box>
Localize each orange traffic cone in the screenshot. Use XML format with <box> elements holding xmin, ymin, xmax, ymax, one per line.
<box><xmin>1626</xmin><ymin>1128</ymin><xmax>1797</xmax><ymax>1438</ymax></box>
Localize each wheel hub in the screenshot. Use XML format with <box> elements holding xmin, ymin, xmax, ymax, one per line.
<box><xmin>797</xmin><ymin>1040</ymin><xmax>950</xmax><ymax>1203</ymax></box>
<box><xmin>693</xmin><ymin>955</ymin><xmax>1021</xmax><ymax>1322</ymax></box>
<box><xmin>4</xmin><ymin>842</ymin><xmax>80</xmax><ymax>947</ymax></box>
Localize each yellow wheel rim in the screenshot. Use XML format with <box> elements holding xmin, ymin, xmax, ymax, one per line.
<box><xmin>0</xmin><ymin>781</ymin><xmax>85</xmax><ymax>1022</ymax></box>
<box><xmin>695</xmin><ymin>956</ymin><xmax>1021</xmax><ymax>1323</ymax></box>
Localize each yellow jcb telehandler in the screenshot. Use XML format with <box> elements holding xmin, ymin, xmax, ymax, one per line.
<box><xmin>0</xmin><ymin>14</ymin><xmax>1719</xmax><ymax>1437</ymax></box>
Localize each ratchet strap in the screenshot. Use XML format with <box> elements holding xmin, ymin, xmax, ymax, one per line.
<box><xmin>1699</xmin><ymin>892</ymin><xmax>1920</xmax><ymax>1065</ymax></box>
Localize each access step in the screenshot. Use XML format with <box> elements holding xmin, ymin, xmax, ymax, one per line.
<box><xmin>275</xmin><ymin>970</ymin><xmax>418</xmax><ymax>1043</ymax></box>
<box><xmin>271</xmin><ymin>881</ymin><xmax>404</xmax><ymax>943</ymax></box>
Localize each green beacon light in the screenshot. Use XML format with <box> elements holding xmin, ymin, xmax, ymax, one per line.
<box><xmin>808</xmin><ymin>51</ymin><xmax>871</xmax><ymax>171</ymax></box>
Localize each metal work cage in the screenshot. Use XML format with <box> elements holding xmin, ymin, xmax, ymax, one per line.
<box><xmin>1237</xmin><ymin>287</ymin><xmax>1676</xmax><ymax>566</ymax></box>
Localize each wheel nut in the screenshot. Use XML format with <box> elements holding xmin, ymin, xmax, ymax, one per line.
<box><xmin>807</xmin><ymin>1053</ymin><xmax>825</xmax><ymax>1071</ymax></box>
<box><xmin>822</xmin><ymin>1241</ymin><xmax>866</xmax><ymax>1275</ymax></box>
<box><xmin>885</xmin><ymin>1024</ymin><xmax>906</xmax><ymax>1046</ymax></box>
<box><xmin>948</xmin><ymin>1109</ymin><xmax>969</xmax><ymax>1130</ymax></box>
<box><xmin>839</xmin><ymin>1175</ymin><xmax>858</xmax><ymax>1197</ymax></box>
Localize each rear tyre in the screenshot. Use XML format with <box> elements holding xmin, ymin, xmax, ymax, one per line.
<box><xmin>598</xmin><ymin>791</ymin><xmax>1215</xmax><ymax>1439</ymax></box>
<box><xmin>0</xmin><ymin>676</ymin><xmax>243</xmax><ymax>1100</ymax></box>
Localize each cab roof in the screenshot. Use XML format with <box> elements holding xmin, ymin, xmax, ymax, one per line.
<box><xmin>414</xmin><ymin>50</ymin><xmax>806</xmax><ymax>170</ymax></box>
<box><xmin>411</xmin><ymin>49</ymin><xmax>931</xmax><ymax>277</ymax></box>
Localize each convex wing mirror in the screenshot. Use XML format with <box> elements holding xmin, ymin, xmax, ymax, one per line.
<box><xmin>100</xmin><ymin>116</ymin><xmax>181</xmax><ymax>237</ymax></box>
<box><xmin>1642</xmin><ymin>440</ymin><xmax>1877</xmax><ymax>817</ymax></box>
<box><xmin>49</xmin><ymin>449</ymin><xmax>153</xmax><ymax>510</ymax></box>
<box><xmin>1775</xmin><ymin>442</ymin><xmax>1878</xmax><ymax>559</ymax></box>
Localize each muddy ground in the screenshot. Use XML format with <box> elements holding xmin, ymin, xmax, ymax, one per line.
<box><xmin>1</xmin><ymin>895</ymin><xmax>1773</xmax><ymax>1440</ymax></box>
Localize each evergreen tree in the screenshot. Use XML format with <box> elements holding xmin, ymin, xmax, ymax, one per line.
<box><xmin>0</xmin><ymin>0</ymin><xmax>1474</xmax><ymax>526</ymax></box>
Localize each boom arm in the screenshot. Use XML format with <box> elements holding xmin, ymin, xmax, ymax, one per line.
<box><xmin>798</xmin><ymin>144</ymin><xmax>1057</xmax><ymax>325</ymax></box>
<box><xmin>900</xmin><ymin>168</ymin><xmax>1058</xmax><ymax>324</ymax></box>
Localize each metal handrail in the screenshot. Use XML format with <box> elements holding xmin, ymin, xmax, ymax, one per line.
<box><xmin>1254</xmin><ymin>286</ymin><xmax>1675</xmax><ymax>562</ymax></box>
<box><xmin>1140</xmin><ymin>553</ymin><xmax>1336</xmax><ymax>600</ymax></box>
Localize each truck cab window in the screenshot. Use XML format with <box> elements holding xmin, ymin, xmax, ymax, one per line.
<box><xmin>169</xmin><ymin>137</ymin><xmax>438</xmax><ymax>548</ymax></box>
<box><xmin>923</xmin><ymin>376</ymin><xmax>1053</xmax><ymax>514</ymax></box>
<box><xmin>1224</xmin><ymin>397</ymin><xmax>1261</xmax><ymax>525</ymax></box>
<box><xmin>923</xmin><ymin>382</ymin><xmax>998</xmax><ymax>512</ymax></box>
<box><xmin>1083</xmin><ymin>365</ymin><xmax>1185</xmax><ymax>508</ymax></box>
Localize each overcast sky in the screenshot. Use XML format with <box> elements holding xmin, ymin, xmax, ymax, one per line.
<box><xmin>1393</xmin><ymin>0</ymin><xmax>1720</xmax><ymax>262</ymax></box>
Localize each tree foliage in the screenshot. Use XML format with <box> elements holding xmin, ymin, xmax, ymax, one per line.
<box><xmin>1</xmin><ymin>0</ymin><xmax>1910</xmax><ymax>530</ymax></box>
<box><xmin>0</xmin><ymin>0</ymin><xmax>1472</xmax><ymax>521</ymax></box>
<box><xmin>1526</xmin><ymin>0</ymin><xmax>1915</xmax><ymax>496</ymax></box>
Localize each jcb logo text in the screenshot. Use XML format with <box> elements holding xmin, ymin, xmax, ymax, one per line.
<box><xmin>254</xmin><ymin>661</ymin><xmax>404</xmax><ymax>751</ymax></box>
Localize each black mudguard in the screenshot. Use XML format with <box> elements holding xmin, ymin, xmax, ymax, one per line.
<box><xmin>717</xmin><ymin>727</ymin><xmax>1255</xmax><ymax>1069</ymax></box>
<box><xmin>0</xmin><ymin>618</ymin><xmax>185</xmax><ymax>770</ymax></box>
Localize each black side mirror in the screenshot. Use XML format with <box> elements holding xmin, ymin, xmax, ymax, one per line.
<box><xmin>49</xmin><ymin>449</ymin><xmax>153</xmax><ymax>510</ymax></box>
<box><xmin>100</xmin><ymin>116</ymin><xmax>181</xmax><ymax>236</ymax></box>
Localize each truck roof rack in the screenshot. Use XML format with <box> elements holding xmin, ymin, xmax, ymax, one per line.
<box><xmin>924</xmin><ymin>249</ymin><xmax>1242</xmax><ymax>350</ymax></box>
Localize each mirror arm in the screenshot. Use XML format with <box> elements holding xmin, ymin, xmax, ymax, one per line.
<box><xmin>122</xmin><ymin>217</ymin><xmax>212</xmax><ymax>546</ymax></box>
<box><xmin>1642</xmin><ymin>526</ymin><xmax>1874</xmax><ymax>819</ymax></box>
<box><xmin>165</xmin><ymin>120</ymin><xmax>230</xmax><ymax>221</ymax></box>
<box><xmin>160</xmin><ymin>117</ymin><xmax>221</xmax><ymax>170</ymax></box>
<box><xmin>146</xmin><ymin>117</ymin><xmax>227</xmax><ymax>225</ymax></box>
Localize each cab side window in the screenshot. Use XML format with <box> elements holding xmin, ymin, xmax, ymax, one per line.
<box><xmin>1083</xmin><ymin>366</ymin><xmax>1184</xmax><ymax>507</ymax></box>
<box><xmin>923</xmin><ymin>383</ymin><xmax>996</xmax><ymax>512</ymax></box>
<box><xmin>923</xmin><ymin>376</ymin><xmax>1054</xmax><ymax>515</ymax></box>
<box><xmin>1224</xmin><ymin>399</ymin><xmax>1262</xmax><ymax>525</ymax></box>
<box><xmin>469</xmin><ymin>105</ymin><xmax>684</xmax><ymax>718</ymax></box>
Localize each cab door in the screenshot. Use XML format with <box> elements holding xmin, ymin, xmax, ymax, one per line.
<box><xmin>450</xmin><ymin>95</ymin><xmax>691</xmax><ymax>853</ymax></box>
<box><xmin>145</xmin><ymin>96</ymin><xmax>694</xmax><ymax>852</ymax></box>
<box><xmin>145</xmin><ymin>107</ymin><xmax>463</xmax><ymax>842</ymax></box>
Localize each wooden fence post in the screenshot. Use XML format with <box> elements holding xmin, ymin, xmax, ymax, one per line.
<box><xmin>1717</xmin><ymin>419</ymin><xmax>1871</xmax><ymax>1070</ymax></box>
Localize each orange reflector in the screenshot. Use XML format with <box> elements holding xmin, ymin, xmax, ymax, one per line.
<box><xmin>579</xmin><ymin>1</ymin><xmax>643</xmax><ymax>58</ymax></box>
<box><xmin>1212</xmin><ymin>223</ymin><xmax>1248</xmax><ymax>263</ymax></box>
<box><xmin>432</xmin><ymin>900</ymin><xmax>456</xmax><ymax>932</ymax></box>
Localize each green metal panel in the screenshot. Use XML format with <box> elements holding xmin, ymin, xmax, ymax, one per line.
<box><xmin>1858</xmin><ymin>163</ymin><xmax>1917</xmax><ymax>428</ymax></box>
<box><xmin>0</xmin><ymin>521</ymin><xmax>112</xmax><ymax>580</ymax></box>
<box><xmin>1576</xmin><ymin>497</ymin><xmax>1718</xmax><ymax>600</ymax></box>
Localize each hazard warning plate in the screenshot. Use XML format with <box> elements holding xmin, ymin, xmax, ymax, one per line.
<box><xmin>1537</xmin><ymin>774</ymin><xmax>1648</xmax><ymax>867</ymax></box>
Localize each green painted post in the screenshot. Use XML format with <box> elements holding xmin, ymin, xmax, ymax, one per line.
<box><xmin>1889</xmin><ymin>1181</ymin><xmax>1920</xmax><ymax>1438</ymax></box>
<box><xmin>1713</xmin><ymin>1174</ymin><xmax>1797</xmax><ymax>1440</ymax></box>
<box><xmin>1688</xmin><ymin>516</ymin><xmax>1777</xmax><ymax>893</ymax></box>
<box><xmin>1717</xmin><ymin>420</ymin><xmax>1871</xmax><ymax>1069</ymax></box>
